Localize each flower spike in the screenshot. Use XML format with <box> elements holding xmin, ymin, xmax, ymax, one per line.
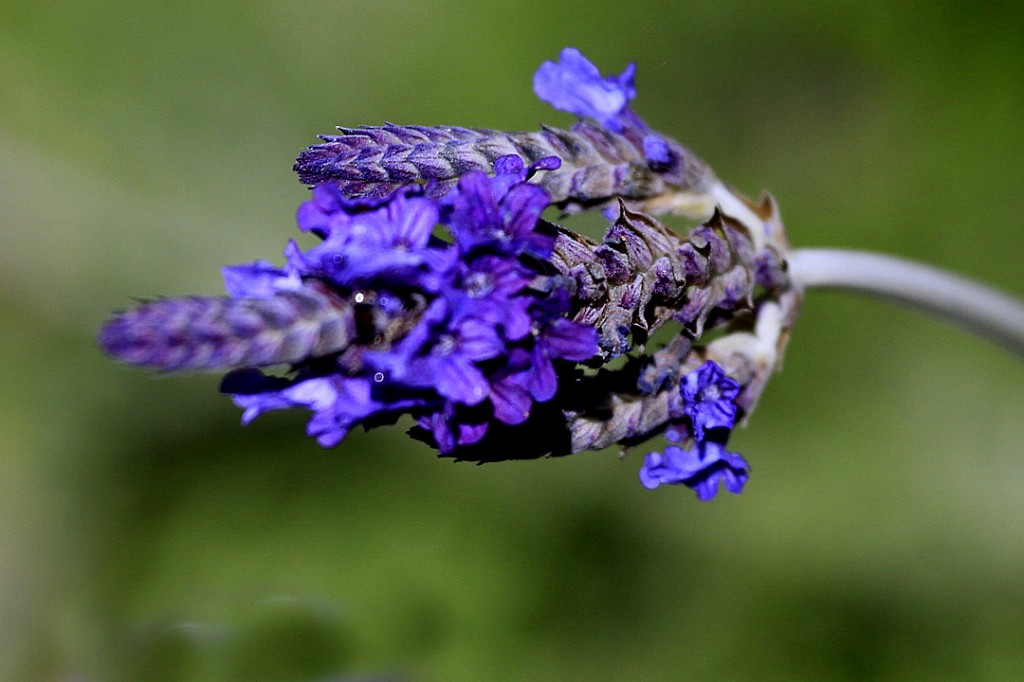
<box><xmin>101</xmin><ymin>50</ymin><xmax>801</xmax><ymax>500</ymax></box>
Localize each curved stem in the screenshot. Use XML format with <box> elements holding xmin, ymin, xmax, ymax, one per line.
<box><xmin>788</xmin><ymin>248</ymin><xmax>1024</xmax><ymax>355</ymax></box>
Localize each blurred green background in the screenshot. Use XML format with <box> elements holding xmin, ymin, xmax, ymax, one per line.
<box><xmin>2</xmin><ymin>1</ymin><xmax>1023</xmax><ymax>680</ymax></box>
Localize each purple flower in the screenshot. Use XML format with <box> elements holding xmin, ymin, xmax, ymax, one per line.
<box><xmin>679</xmin><ymin>360</ymin><xmax>741</xmax><ymax>441</ymax></box>
<box><xmin>443</xmin><ymin>160</ymin><xmax>555</xmax><ymax>259</ymax></box>
<box><xmin>289</xmin><ymin>186</ymin><xmax>446</xmax><ymax>287</ymax></box>
<box><xmin>490</xmin><ymin>154</ymin><xmax>561</xmax><ymax>195</ymax></box>
<box><xmin>389</xmin><ymin>302</ymin><xmax>505</xmax><ymax>406</ymax></box>
<box><xmin>96</xmin><ymin>47</ymin><xmax>785</xmax><ymax>502</ymax></box>
<box><xmin>639</xmin><ymin>442</ymin><xmax>750</xmax><ymax>501</ymax></box>
<box><xmin>448</xmin><ymin>255</ymin><xmax>534</xmax><ymax>340</ymax></box>
<box><xmin>533</xmin><ymin>48</ymin><xmax>636</xmax><ymax>133</ymax></box>
<box><xmin>294</xmin><ymin>183</ymin><xmax>395</xmax><ymax>238</ymax></box>
<box><xmin>532</xmin><ymin>49</ymin><xmax>676</xmax><ymax>170</ymax></box>
<box><xmin>496</xmin><ymin>288</ymin><xmax>598</xmax><ymax>403</ymax></box>
<box><xmin>416</xmin><ymin>402</ymin><xmax>494</xmax><ymax>455</ymax></box>
<box><xmin>488</xmin><ymin>352</ymin><xmax>535</xmax><ymax>425</ymax></box>
<box><xmin>202</xmin><ymin>153</ymin><xmax>603</xmax><ymax>454</ymax></box>
<box><xmin>523</xmin><ymin>317</ymin><xmax>599</xmax><ymax>402</ymax></box>
<box><xmin>223</xmin><ymin>371</ymin><xmax>423</xmax><ymax>448</ymax></box>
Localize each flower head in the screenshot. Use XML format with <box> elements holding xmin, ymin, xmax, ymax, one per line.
<box><xmin>99</xmin><ymin>49</ymin><xmax>800</xmax><ymax>502</ymax></box>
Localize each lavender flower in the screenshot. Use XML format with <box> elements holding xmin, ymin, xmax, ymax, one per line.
<box><xmin>639</xmin><ymin>442</ymin><xmax>750</xmax><ymax>501</ymax></box>
<box><xmin>533</xmin><ymin>48</ymin><xmax>637</xmax><ymax>133</ymax></box>
<box><xmin>678</xmin><ymin>360</ymin><xmax>741</xmax><ymax>441</ymax></box>
<box><xmin>637</xmin><ymin>360</ymin><xmax>745</xmax><ymax>501</ymax></box>
<box><xmin>99</xmin><ymin>48</ymin><xmax>815</xmax><ymax>501</ymax></box>
<box><xmin>533</xmin><ymin>48</ymin><xmax>679</xmax><ymax>174</ymax></box>
<box><xmin>161</xmin><ymin>158</ymin><xmax>598</xmax><ymax>454</ymax></box>
<box><xmin>288</xmin><ymin>185</ymin><xmax>446</xmax><ymax>287</ymax></box>
<box><xmin>442</xmin><ymin>155</ymin><xmax>557</xmax><ymax>259</ymax></box>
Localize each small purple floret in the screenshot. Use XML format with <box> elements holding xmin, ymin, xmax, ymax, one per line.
<box><xmin>679</xmin><ymin>360</ymin><xmax>741</xmax><ymax>441</ymax></box>
<box><xmin>443</xmin><ymin>158</ymin><xmax>555</xmax><ymax>259</ymax></box>
<box><xmin>533</xmin><ymin>48</ymin><xmax>637</xmax><ymax>133</ymax></box>
<box><xmin>639</xmin><ymin>442</ymin><xmax>750</xmax><ymax>501</ymax></box>
<box><xmin>291</xmin><ymin>187</ymin><xmax>442</xmax><ymax>286</ymax></box>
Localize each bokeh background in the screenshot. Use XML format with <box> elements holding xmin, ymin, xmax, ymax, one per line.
<box><xmin>3</xmin><ymin>1</ymin><xmax>1023</xmax><ymax>680</ymax></box>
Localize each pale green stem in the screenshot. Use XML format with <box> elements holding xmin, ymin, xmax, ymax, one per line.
<box><xmin>788</xmin><ymin>248</ymin><xmax>1024</xmax><ymax>356</ymax></box>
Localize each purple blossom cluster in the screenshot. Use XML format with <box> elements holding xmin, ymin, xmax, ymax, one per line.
<box><xmin>98</xmin><ymin>47</ymin><xmax>794</xmax><ymax>502</ymax></box>
<box><xmin>221</xmin><ymin>156</ymin><xmax>597</xmax><ymax>452</ymax></box>
<box><xmin>639</xmin><ymin>361</ymin><xmax>750</xmax><ymax>501</ymax></box>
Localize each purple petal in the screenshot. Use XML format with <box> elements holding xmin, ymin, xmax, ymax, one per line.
<box><xmin>501</xmin><ymin>303</ymin><xmax>533</xmax><ymax>342</ymax></box>
<box><xmin>418</xmin><ymin>412</ymin><xmax>457</xmax><ymax>453</ymax></box>
<box><xmin>493</xmin><ymin>154</ymin><xmax>527</xmax><ymax>179</ymax></box>
<box><xmin>541</xmin><ymin>318</ymin><xmax>599</xmax><ymax>362</ymax></box>
<box><xmin>490</xmin><ymin>377</ymin><xmax>532</xmax><ymax>425</ymax></box>
<box><xmin>386</xmin><ymin>193</ymin><xmax>439</xmax><ymax>249</ymax></box>
<box><xmin>455</xmin><ymin>319</ymin><xmax>505</xmax><ymax>362</ymax></box>
<box><xmin>458</xmin><ymin>421</ymin><xmax>490</xmax><ymax>446</ymax></box>
<box><xmin>639</xmin><ymin>442</ymin><xmax>750</xmax><ymax>501</ymax></box>
<box><xmin>639</xmin><ymin>449</ymin><xmax>682</xmax><ymax>489</ymax></box>
<box><xmin>295</xmin><ymin>184</ymin><xmax>344</xmax><ymax>235</ymax></box>
<box><xmin>503</xmin><ymin>183</ymin><xmax>551</xmax><ymax>245</ymax></box>
<box><xmin>692</xmin><ymin>478</ymin><xmax>720</xmax><ymax>502</ymax></box>
<box><xmin>527</xmin><ymin>345</ymin><xmax>557</xmax><ymax>402</ymax></box>
<box><xmin>447</xmin><ymin>172</ymin><xmax>503</xmax><ymax>248</ymax></box>
<box><xmin>527</xmin><ymin>156</ymin><xmax>562</xmax><ymax>175</ymax></box>
<box><xmin>721</xmin><ymin>467</ymin><xmax>750</xmax><ymax>495</ymax></box>
<box><xmin>306</xmin><ymin>408</ymin><xmax>351</xmax><ymax>448</ymax></box>
<box><xmin>681</xmin><ymin>442</ymin><xmax>751</xmax><ymax>499</ymax></box>
<box><xmin>228</xmin><ymin>375</ymin><xmax>336</xmax><ymax>426</ymax></box>
<box><xmin>434</xmin><ymin>357</ymin><xmax>490</xmax><ymax>405</ymax></box>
